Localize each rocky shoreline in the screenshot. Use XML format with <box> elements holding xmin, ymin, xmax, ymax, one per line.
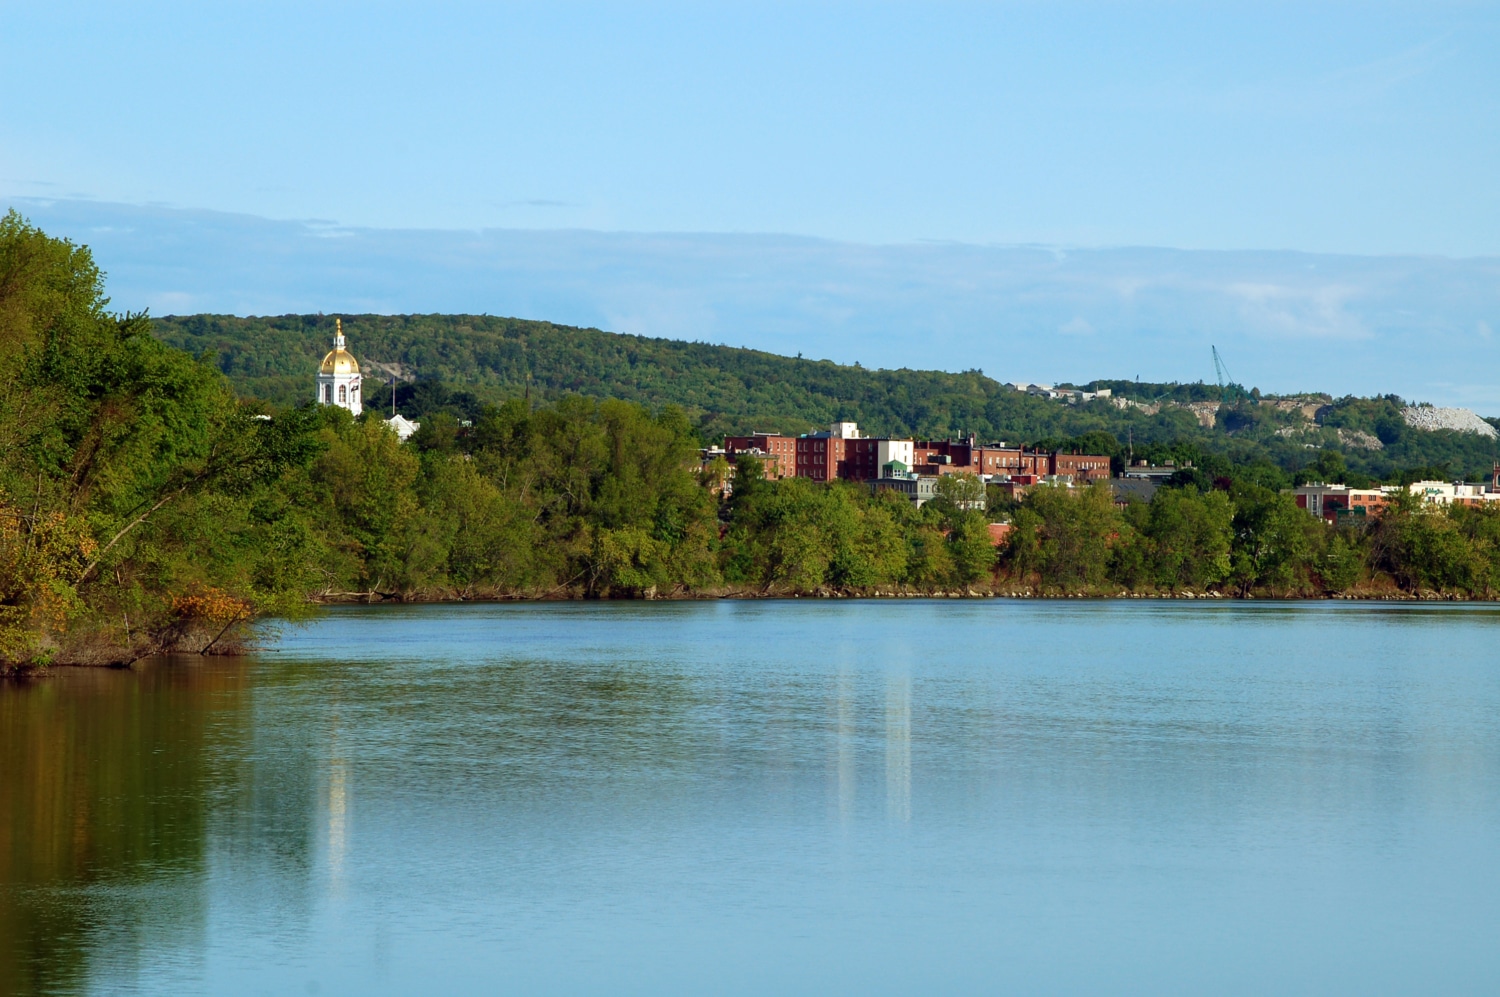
<box><xmin>310</xmin><ymin>587</ymin><xmax>1495</xmax><ymax>604</ymax></box>
<box><xmin>7</xmin><ymin>587</ymin><xmax>1485</xmax><ymax>675</ymax></box>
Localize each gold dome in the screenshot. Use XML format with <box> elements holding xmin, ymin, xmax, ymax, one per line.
<box><xmin>319</xmin><ymin>319</ymin><xmax>360</xmax><ymax>374</ymax></box>
<box><xmin>319</xmin><ymin>349</ymin><xmax>359</xmax><ymax>375</ymax></box>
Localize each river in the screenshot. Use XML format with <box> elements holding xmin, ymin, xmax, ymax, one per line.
<box><xmin>4</xmin><ymin>601</ymin><xmax>1499</xmax><ymax>995</ymax></box>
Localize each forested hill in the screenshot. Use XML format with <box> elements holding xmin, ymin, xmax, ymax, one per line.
<box><xmin>153</xmin><ymin>313</ymin><xmax>1500</xmax><ymax>481</ymax></box>
<box><xmin>153</xmin><ymin>313</ymin><xmax>1015</xmax><ymax>439</ymax></box>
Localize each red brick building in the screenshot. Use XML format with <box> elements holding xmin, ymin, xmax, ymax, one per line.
<box><xmin>728</xmin><ymin>424</ymin><xmax>887</xmax><ymax>483</ymax></box>
<box><xmin>792</xmin><ymin>433</ymin><xmax>885</xmax><ymax>481</ymax></box>
<box><xmin>723</xmin><ymin>433</ymin><xmax>796</xmax><ymax>479</ymax></box>
<box><xmin>913</xmin><ymin>439</ymin><xmax>1110</xmax><ymax>482</ymax></box>
<box><xmin>1051</xmin><ymin>451</ymin><xmax>1112</xmax><ymax>482</ymax></box>
<box><xmin>726</xmin><ymin>425</ymin><xmax>1111</xmax><ymax>486</ymax></box>
<box><xmin>1293</xmin><ymin>485</ymin><xmax>1390</xmax><ymax>523</ymax></box>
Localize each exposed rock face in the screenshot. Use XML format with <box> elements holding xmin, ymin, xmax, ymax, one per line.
<box><xmin>1274</xmin><ymin>425</ymin><xmax>1384</xmax><ymax>449</ymax></box>
<box><xmin>1181</xmin><ymin>402</ymin><xmax>1220</xmax><ymax>428</ymax></box>
<box><xmin>361</xmin><ymin>359</ymin><xmax>416</xmax><ymax>382</ymax></box>
<box><xmin>1336</xmin><ymin>429</ymin><xmax>1384</xmax><ymax>450</ymax></box>
<box><xmin>1402</xmin><ymin>406</ymin><xmax>1498</xmax><ymax>438</ymax></box>
<box><xmin>1110</xmin><ymin>397</ymin><xmax>1160</xmax><ymax>415</ymax></box>
<box><xmin>1265</xmin><ymin>397</ymin><xmax>1329</xmax><ymax>419</ymax></box>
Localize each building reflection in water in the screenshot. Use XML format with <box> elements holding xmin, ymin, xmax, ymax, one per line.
<box><xmin>327</xmin><ymin>727</ymin><xmax>349</xmax><ymax>890</ymax></box>
<box><xmin>836</xmin><ymin>666</ymin><xmax>856</xmax><ymax>824</ymax></box>
<box><xmin>886</xmin><ymin>671</ymin><xmax>911</xmax><ymax>823</ymax></box>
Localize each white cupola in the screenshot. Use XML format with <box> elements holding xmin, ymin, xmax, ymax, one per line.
<box><xmin>316</xmin><ymin>318</ymin><xmax>362</xmax><ymax>416</ymax></box>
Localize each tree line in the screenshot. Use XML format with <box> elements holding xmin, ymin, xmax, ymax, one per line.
<box><xmin>998</xmin><ymin>477</ymin><xmax>1500</xmax><ymax>597</ymax></box>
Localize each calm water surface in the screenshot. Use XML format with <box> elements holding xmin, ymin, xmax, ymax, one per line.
<box><xmin>4</xmin><ymin>601</ymin><xmax>1500</xmax><ymax>995</ymax></box>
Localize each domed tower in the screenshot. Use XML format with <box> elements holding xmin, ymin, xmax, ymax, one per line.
<box><xmin>316</xmin><ymin>319</ymin><xmax>362</xmax><ymax>416</ymax></box>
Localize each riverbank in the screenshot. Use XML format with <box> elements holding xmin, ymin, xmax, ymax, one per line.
<box><xmin>6</xmin><ymin>584</ymin><xmax>1490</xmax><ymax>674</ymax></box>
<box><xmin>309</xmin><ymin>583</ymin><xmax>1491</xmax><ymax>604</ymax></box>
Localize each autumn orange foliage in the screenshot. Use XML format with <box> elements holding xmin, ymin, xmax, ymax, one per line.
<box><xmin>171</xmin><ymin>586</ymin><xmax>252</xmax><ymax>625</ymax></box>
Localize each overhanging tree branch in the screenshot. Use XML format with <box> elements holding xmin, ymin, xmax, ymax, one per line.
<box><xmin>76</xmin><ymin>481</ymin><xmax>191</xmax><ymax>585</ymax></box>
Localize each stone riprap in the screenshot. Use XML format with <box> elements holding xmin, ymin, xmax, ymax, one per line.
<box><xmin>1402</xmin><ymin>406</ymin><xmax>1498</xmax><ymax>438</ymax></box>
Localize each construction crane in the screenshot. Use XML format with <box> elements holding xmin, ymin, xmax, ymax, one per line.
<box><xmin>1211</xmin><ymin>345</ymin><xmax>1240</xmax><ymax>405</ymax></box>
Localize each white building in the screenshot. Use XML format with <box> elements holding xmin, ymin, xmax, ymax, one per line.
<box><xmin>829</xmin><ymin>421</ymin><xmax>861</xmax><ymax>439</ymax></box>
<box><xmin>316</xmin><ymin>319</ymin><xmax>362</xmax><ymax>416</ymax></box>
<box><xmin>1405</xmin><ymin>480</ymin><xmax>1500</xmax><ymax>506</ymax></box>
<box><xmin>877</xmin><ymin>439</ymin><xmax>914</xmax><ymax>473</ymax></box>
<box><xmin>386</xmin><ymin>413</ymin><xmax>421</xmax><ymax>442</ymax></box>
<box><xmin>1003</xmin><ymin>382</ymin><xmax>1111</xmax><ymax>403</ymax></box>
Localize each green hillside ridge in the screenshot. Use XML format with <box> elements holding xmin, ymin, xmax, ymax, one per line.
<box><xmin>152</xmin><ymin>313</ymin><xmax>1500</xmax><ymax>482</ymax></box>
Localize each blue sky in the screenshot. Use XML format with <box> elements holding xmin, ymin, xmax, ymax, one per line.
<box><xmin>4</xmin><ymin>1</ymin><xmax>1497</xmax><ymax>253</ymax></box>
<box><xmin>4</xmin><ymin>3</ymin><xmax>1500</xmax><ymax>408</ymax></box>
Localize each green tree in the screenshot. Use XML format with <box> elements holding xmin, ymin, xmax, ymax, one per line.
<box><xmin>906</xmin><ymin>523</ymin><xmax>956</xmax><ymax>588</ymax></box>
<box><xmin>946</xmin><ymin>509</ymin><xmax>998</xmax><ymax>585</ymax></box>
<box><xmin>1317</xmin><ymin>530</ymin><xmax>1364</xmax><ymax>594</ymax></box>
<box><xmin>1369</xmin><ymin>493</ymin><xmax>1481</xmax><ymax>594</ymax></box>
<box><xmin>931</xmin><ymin>472</ymin><xmax>986</xmax><ymax>513</ymax></box>
<box><xmin>1226</xmin><ymin>483</ymin><xmax>1317</xmax><ymax>596</ymax></box>
<box><xmin>1002</xmin><ymin>484</ymin><xmax>1121</xmax><ymax>591</ymax></box>
<box><xmin>1140</xmin><ymin>488</ymin><xmax>1234</xmax><ymax>591</ymax></box>
<box><xmin>0</xmin><ymin>211</ymin><xmax>320</xmax><ymax>664</ymax></box>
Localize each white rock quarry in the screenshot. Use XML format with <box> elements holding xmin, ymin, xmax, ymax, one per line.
<box><xmin>1273</xmin><ymin>425</ymin><xmax>1385</xmax><ymax>450</ymax></box>
<box><xmin>1402</xmin><ymin>406</ymin><xmax>1498</xmax><ymax>438</ymax></box>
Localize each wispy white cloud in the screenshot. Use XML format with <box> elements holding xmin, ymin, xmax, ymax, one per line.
<box><xmin>13</xmin><ymin>198</ymin><xmax>1500</xmax><ymax>411</ymax></box>
<box><xmin>1224</xmin><ymin>282</ymin><xmax>1370</xmax><ymax>340</ymax></box>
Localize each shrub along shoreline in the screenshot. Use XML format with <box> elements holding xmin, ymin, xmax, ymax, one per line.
<box><xmin>4</xmin><ymin>211</ymin><xmax>1499</xmax><ymax>673</ymax></box>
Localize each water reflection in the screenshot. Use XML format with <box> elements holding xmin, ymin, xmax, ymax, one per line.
<box><xmin>836</xmin><ymin>667</ymin><xmax>855</xmax><ymax>824</ymax></box>
<box><xmin>3</xmin><ymin>601</ymin><xmax>1500</xmax><ymax>996</ymax></box>
<box><xmin>885</xmin><ymin>673</ymin><xmax>911</xmax><ymax>823</ymax></box>
<box><xmin>0</xmin><ymin>661</ymin><xmax>250</xmax><ymax>996</ymax></box>
<box><xmin>327</xmin><ymin>725</ymin><xmax>349</xmax><ymax>889</ymax></box>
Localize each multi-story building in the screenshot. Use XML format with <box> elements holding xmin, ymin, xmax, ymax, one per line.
<box><xmin>1294</xmin><ymin>484</ymin><xmax>1392</xmax><ymax>523</ymax></box>
<box><xmin>723</xmin><ymin>433</ymin><xmax>797</xmax><ymax>479</ymax></box>
<box><xmin>1118</xmin><ymin>460</ymin><xmax>1185</xmax><ymax>480</ymax></box>
<box><xmin>912</xmin><ymin>439</ymin><xmax>1110</xmax><ymax>482</ymax></box>
<box><xmin>869</xmin><ymin>473</ymin><xmax>941</xmax><ymax>506</ymax></box>
<box><xmin>728</xmin><ymin>423</ymin><xmax>905</xmax><ymax>483</ymax></box>
<box><xmin>794</xmin><ymin>421</ymin><xmax>880</xmax><ymax>482</ymax></box>
<box><xmin>1052</xmin><ymin>451</ymin><xmax>1113</xmax><ymax>482</ymax></box>
<box><xmin>1406</xmin><ymin>480</ymin><xmax>1500</xmax><ymax>508</ymax></box>
<box><xmin>721</xmin><ymin>423</ymin><xmax>1112</xmax><ymax>489</ymax></box>
<box><xmin>877</xmin><ymin>439</ymin><xmax>915</xmax><ymax>475</ymax></box>
<box><xmin>1294</xmin><ymin>476</ymin><xmax>1500</xmax><ymax>524</ymax></box>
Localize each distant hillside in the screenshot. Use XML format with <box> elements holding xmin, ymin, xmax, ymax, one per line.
<box><xmin>152</xmin><ymin>313</ymin><xmax>1500</xmax><ymax>481</ymax></box>
<box><xmin>152</xmin><ymin>312</ymin><xmax>1117</xmax><ymax>439</ymax></box>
